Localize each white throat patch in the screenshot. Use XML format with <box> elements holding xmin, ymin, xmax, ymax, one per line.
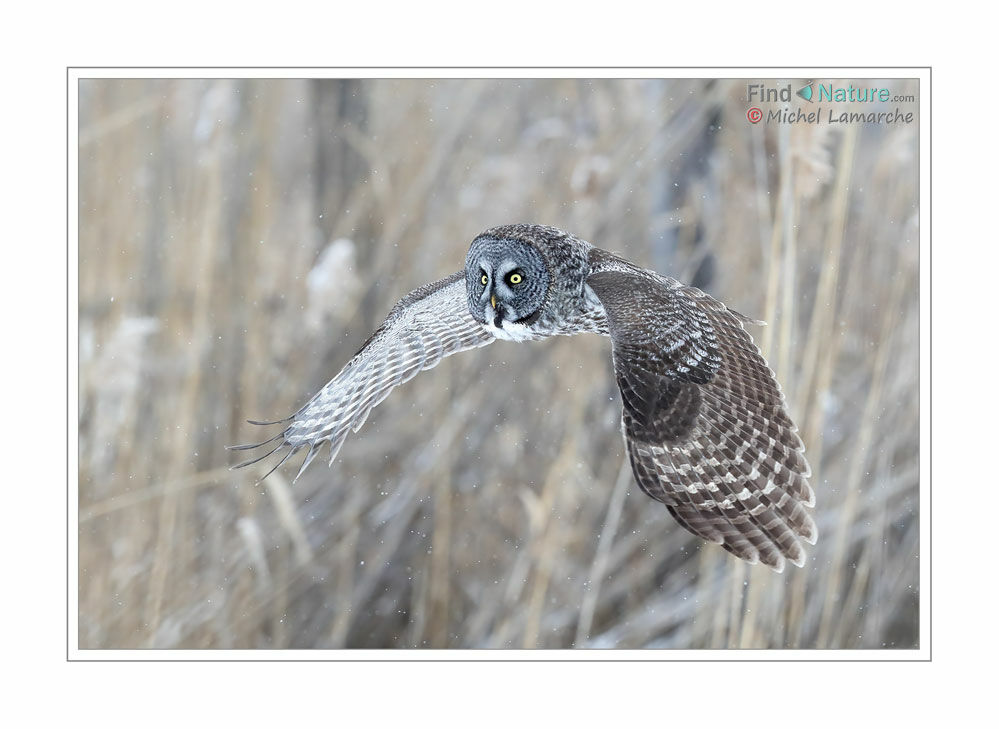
<box><xmin>483</xmin><ymin>318</ymin><xmax>537</xmax><ymax>342</ymax></box>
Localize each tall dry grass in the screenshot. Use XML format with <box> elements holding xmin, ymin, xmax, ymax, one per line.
<box><xmin>77</xmin><ymin>77</ymin><xmax>920</xmax><ymax>649</ymax></box>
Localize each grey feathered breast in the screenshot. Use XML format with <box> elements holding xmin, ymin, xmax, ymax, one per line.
<box><xmin>232</xmin><ymin>224</ymin><xmax>815</xmax><ymax>573</ymax></box>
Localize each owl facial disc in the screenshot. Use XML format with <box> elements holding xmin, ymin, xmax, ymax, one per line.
<box><xmin>464</xmin><ymin>235</ymin><xmax>549</xmax><ymax>341</ymax></box>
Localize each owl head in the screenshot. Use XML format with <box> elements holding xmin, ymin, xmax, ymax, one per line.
<box><xmin>464</xmin><ymin>227</ymin><xmax>552</xmax><ymax>334</ymax></box>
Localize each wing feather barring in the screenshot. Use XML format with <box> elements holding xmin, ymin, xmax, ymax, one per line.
<box><xmin>231</xmin><ymin>224</ymin><xmax>816</xmax><ymax>572</ymax></box>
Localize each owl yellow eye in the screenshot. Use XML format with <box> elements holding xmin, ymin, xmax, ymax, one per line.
<box><xmin>509</xmin><ymin>272</ymin><xmax>523</xmax><ymax>285</ymax></box>
<box><xmin>480</xmin><ymin>273</ymin><xmax>488</xmax><ymax>286</ymax></box>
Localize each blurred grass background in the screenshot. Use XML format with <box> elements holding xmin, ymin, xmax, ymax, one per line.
<box><xmin>77</xmin><ymin>77</ymin><xmax>919</xmax><ymax>649</ymax></box>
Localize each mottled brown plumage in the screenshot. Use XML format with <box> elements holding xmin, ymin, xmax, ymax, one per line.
<box><xmin>587</xmin><ymin>248</ymin><xmax>815</xmax><ymax>571</ymax></box>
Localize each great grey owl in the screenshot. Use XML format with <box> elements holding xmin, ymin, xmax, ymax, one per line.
<box><xmin>232</xmin><ymin>224</ymin><xmax>816</xmax><ymax>572</ymax></box>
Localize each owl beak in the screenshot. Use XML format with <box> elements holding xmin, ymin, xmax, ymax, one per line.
<box><xmin>491</xmin><ymin>294</ymin><xmax>497</xmax><ymax>310</ymax></box>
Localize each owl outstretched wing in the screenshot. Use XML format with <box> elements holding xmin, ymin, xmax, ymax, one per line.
<box><xmin>231</xmin><ymin>272</ymin><xmax>494</xmax><ymax>482</ymax></box>
<box><xmin>587</xmin><ymin>250</ymin><xmax>816</xmax><ymax>572</ymax></box>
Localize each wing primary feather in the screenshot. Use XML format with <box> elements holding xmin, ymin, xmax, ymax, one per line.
<box><xmin>327</xmin><ymin>433</ymin><xmax>348</xmax><ymax>467</ymax></box>
<box><xmin>256</xmin><ymin>445</ymin><xmax>301</xmax><ymax>484</ymax></box>
<box><xmin>230</xmin><ymin>441</ymin><xmax>286</xmax><ymax>470</ymax></box>
<box><xmin>226</xmin><ymin>431</ymin><xmax>286</xmax><ymax>451</ymax></box>
<box><xmin>246</xmin><ymin>415</ymin><xmax>295</xmax><ymax>426</ymax></box>
<box><xmin>293</xmin><ymin>442</ymin><xmax>322</xmax><ymax>484</ymax></box>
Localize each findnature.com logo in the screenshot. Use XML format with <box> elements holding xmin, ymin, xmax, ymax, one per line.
<box><xmin>746</xmin><ymin>81</ymin><xmax>915</xmax><ymax>125</ymax></box>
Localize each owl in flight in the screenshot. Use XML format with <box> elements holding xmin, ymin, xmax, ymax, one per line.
<box><xmin>233</xmin><ymin>224</ymin><xmax>816</xmax><ymax>572</ymax></box>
